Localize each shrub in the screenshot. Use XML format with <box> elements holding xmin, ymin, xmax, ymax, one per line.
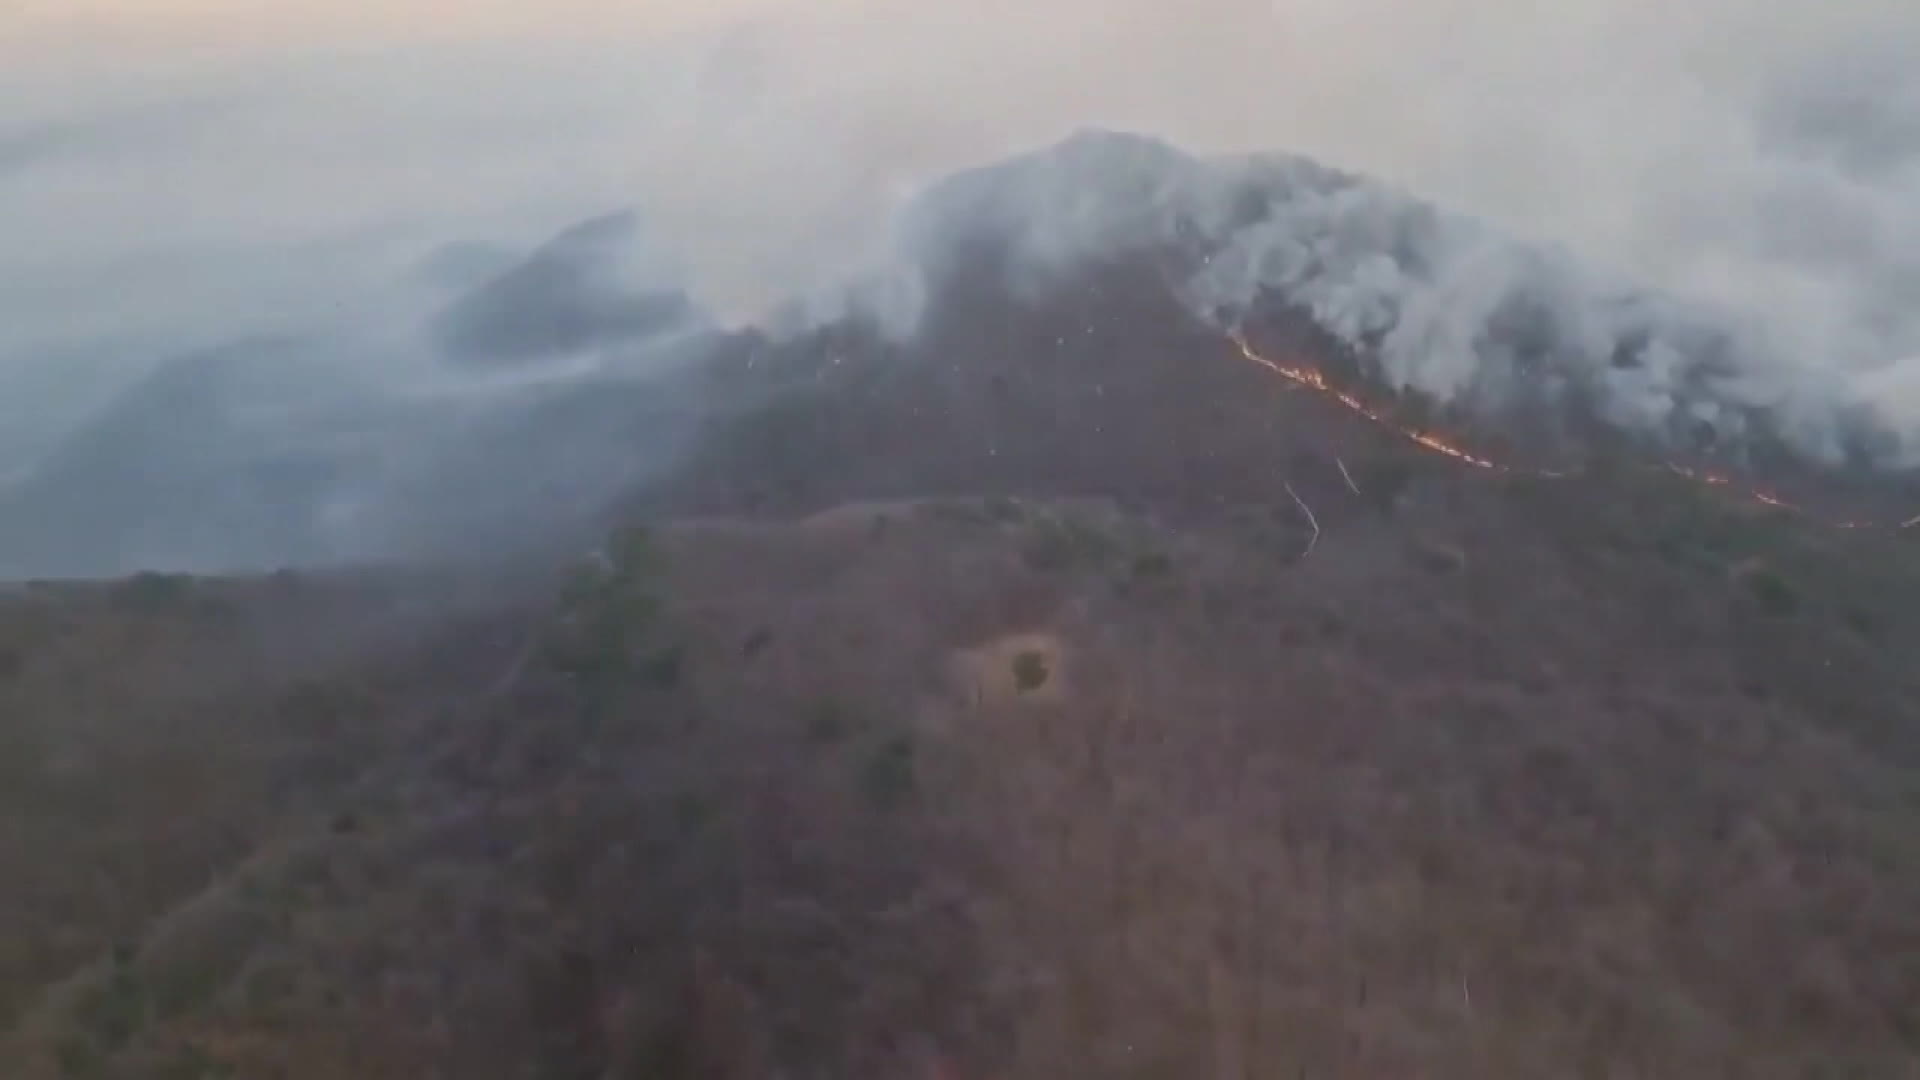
<box><xmin>73</xmin><ymin>960</ymin><xmax>148</xmax><ymax>1052</ymax></box>
<box><xmin>1130</xmin><ymin>552</ymin><xmax>1174</xmax><ymax>580</ymax></box>
<box><xmin>805</xmin><ymin>701</ymin><xmax>857</xmax><ymax>746</ymax></box>
<box><xmin>984</xmin><ymin>495</ymin><xmax>1026</xmax><ymax>524</ymax></box>
<box><xmin>1746</xmin><ymin>568</ymin><xmax>1800</xmax><ymax>617</ymax></box>
<box><xmin>1358</xmin><ymin>456</ymin><xmax>1415</xmax><ymax>512</ymax></box>
<box><xmin>920</xmin><ymin>500</ymin><xmax>995</xmax><ymax>528</ymax></box>
<box><xmin>642</xmin><ymin>643</ymin><xmax>686</xmax><ymax>689</ymax></box>
<box><xmin>673</xmin><ymin>791</ymin><xmax>713</xmax><ymax>834</ymax></box>
<box><xmin>109</xmin><ymin>572</ymin><xmax>196</xmax><ymax>614</ymax></box>
<box><xmin>858</xmin><ymin>735</ymin><xmax>917</xmax><ymax>810</ymax></box>
<box><xmin>544</xmin><ymin>528</ymin><xmax>666</xmax><ymax>687</ymax></box>
<box><xmin>1842</xmin><ymin>607</ymin><xmax>1884</xmax><ymax>641</ymax></box>
<box><xmin>1011</xmin><ymin>651</ymin><xmax>1051</xmax><ymax>693</ymax></box>
<box><xmin>1022</xmin><ymin>513</ymin><xmax>1119</xmax><ymax>572</ymax></box>
<box><xmin>1412</xmin><ymin>537</ymin><xmax>1468</xmax><ymax>576</ymax></box>
<box><xmin>740</xmin><ymin>628</ymin><xmax>774</xmax><ymax>659</ymax></box>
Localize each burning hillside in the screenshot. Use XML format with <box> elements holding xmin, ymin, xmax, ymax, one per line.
<box><xmin>1228</xmin><ymin>329</ymin><xmax>1920</xmax><ymax>534</ymax></box>
<box><xmin>623</xmin><ymin>130</ymin><xmax>1920</xmax><ymax>547</ymax></box>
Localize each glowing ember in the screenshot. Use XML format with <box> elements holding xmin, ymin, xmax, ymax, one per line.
<box><xmin>1229</xmin><ymin>331</ymin><xmax>1920</xmax><ymax>535</ymax></box>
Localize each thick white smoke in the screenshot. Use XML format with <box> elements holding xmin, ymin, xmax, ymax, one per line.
<box><xmin>861</xmin><ymin>129</ymin><xmax>1898</xmax><ymax>463</ymax></box>
<box><xmin>5</xmin><ymin>0</ymin><xmax>1920</xmax><ymax>575</ymax></box>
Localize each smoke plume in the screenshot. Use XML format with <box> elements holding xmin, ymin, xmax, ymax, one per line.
<box><xmin>3</xmin><ymin>0</ymin><xmax>1919</xmax><ymax>574</ymax></box>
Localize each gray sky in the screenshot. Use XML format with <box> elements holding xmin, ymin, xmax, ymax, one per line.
<box><xmin>4</xmin><ymin>0</ymin><xmax>1920</xmax><ymax>437</ymax></box>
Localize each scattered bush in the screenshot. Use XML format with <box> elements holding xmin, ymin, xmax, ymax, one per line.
<box><xmin>109</xmin><ymin>573</ymin><xmax>196</xmax><ymax>615</ymax></box>
<box><xmin>1358</xmin><ymin>456</ymin><xmax>1416</xmax><ymax>511</ymax></box>
<box><xmin>0</xmin><ymin>717</ymin><xmax>48</xmax><ymax>801</ymax></box>
<box><xmin>1011</xmin><ymin>651</ymin><xmax>1051</xmax><ymax>693</ymax></box>
<box><xmin>642</xmin><ymin>643</ymin><xmax>686</xmax><ymax>690</ymax></box>
<box><xmin>149</xmin><ymin>1041</ymin><xmax>237</xmax><ymax>1079</ymax></box>
<box><xmin>1842</xmin><ymin>607</ymin><xmax>1884</xmax><ymax>642</ymax></box>
<box><xmin>1745</xmin><ymin>568</ymin><xmax>1801</xmax><ymax>617</ymax></box>
<box><xmin>279</xmin><ymin>680</ymin><xmax>375</xmax><ymax>736</ymax></box>
<box><xmin>1130</xmin><ymin>552</ymin><xmax>1174</xmax><ymax>580</ymax></box>
<box><xmin>983</xmin><ymin>495</ymin><xmax>1026</xmax><ymax>524</ymax></box>
<box><xmin>920</xmin><ymin>500</ymin><xmax>995</xmax><ymax>528</ymax></box>
<box><xmin>1412</xmin><ymin>537</ymin><xmax>1468</xmax><ymax>576</ymax></box>
<box><xmin>75</xmin><ymin>960</ymin><xmax>148</xmax><ymax>1051</ymax></box>
<box><xmin>1022</xmin><ymin>513</ymin><xmax>1119</xmax><ymax>572</ymax></box>
<box><xmin>544</xmin><ymin>527</ymin><xmax>666</xmax><ymax>689</ymax></box>
<box><xmin>858</xmin><ymin>735</ymin><xmax>917</xmax><ymax>810</ymax></box>
<box><xmin>740</xmin><ymin>628</ymin><xmax>774</xmax><ymax>659</ymax></box>
<box><xmin>673</xmin><ymin>792</ymin><xmax>713</xmax><ymax>834</ymax></box>
<box><xmin>804</xmin><ymin>700</ymin><xmax>859</xmax><ymax>746</ymax></box>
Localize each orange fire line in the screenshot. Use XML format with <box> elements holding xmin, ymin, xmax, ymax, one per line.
<box><xmin>1231</xmin><ymin>334</ymin><xmax>1500</xmax><ymax>470</ymax></box>
<box><xmin>1229</xmin><ymin>332</ymin><xmax>1920</xmax><ymax>536</ymax></box>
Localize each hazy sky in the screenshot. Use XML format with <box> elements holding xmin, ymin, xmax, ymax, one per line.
<box><xmin>4</xmin><ymin>0</ymin><xmax>1920</xmax><ymax>431</ymax></box>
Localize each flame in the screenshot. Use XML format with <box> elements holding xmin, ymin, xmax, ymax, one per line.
<box><xmin>1665</xmin><ymin>463</ymin><xmax>1796</xmax><ymax>511</ymax></box>
<box><xmin>1230</xmin><ymin>331</ymin><xmax>1919</xmax><ymax>535</ymax></box>
<box><xmin>1231</xmin><ymin>334</ymin><xmax>1499</xmax><ymax>470</ymax></box>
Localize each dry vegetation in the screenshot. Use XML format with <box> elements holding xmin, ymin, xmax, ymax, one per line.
<box><xmin>3</xmin><ymin>453</ymin><xmax>1920</xmax><ymax>1077</ymax></box>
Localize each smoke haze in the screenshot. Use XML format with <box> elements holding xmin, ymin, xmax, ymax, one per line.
<box><xmin>4</xmin><ymin>0</ymin><xmax>1920</xmax><ymax>573</ymax></box>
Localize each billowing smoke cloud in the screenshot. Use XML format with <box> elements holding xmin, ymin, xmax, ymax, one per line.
<box><xmin>848</xmin><ymin>125</ymin><xmax>1912</xmax><ymax>464</ymax></box>
<box><xmin>3</xmin><ymin>0</ymin><xmax>1920</xmax><ymax>574</ymax></box>
<box><xmin>0</xmin><ymin>213</ymin><xmax>722</xmax><ymax>579</ymax></box>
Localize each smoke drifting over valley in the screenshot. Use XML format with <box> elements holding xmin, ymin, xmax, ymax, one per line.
<box><xmin>4</xmin><ymin>0</ymin><xmax>1920</xmax><ymax>575</ymax></box>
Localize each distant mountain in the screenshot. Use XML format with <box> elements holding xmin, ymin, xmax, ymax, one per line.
<box><xmin>0</xmin><ymin>339</ymin><xmax>375</xmax><ymax>577</ymax></box>
<box><xmin>0</xmin><ymin>329</ymin><xmax>712</xmax><ymax>579</ymax></box>
<box><xmin>430</xmin><ymin>211</ymin><xmax>705</xmax><ymax>369</ymax></box>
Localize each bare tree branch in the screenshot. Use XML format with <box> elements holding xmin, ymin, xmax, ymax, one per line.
<box><xmin>1285</xmin><ymin>482</ymin><xmax>1320</xmax><ymax>559</ymax></box>
<box><xmin>1336</xmin><ymin>457</ymin><xmax>1361</xmax><ymax>495</ymax></box>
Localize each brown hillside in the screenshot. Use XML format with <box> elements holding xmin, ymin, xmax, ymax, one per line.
<box><xmin>5</xmin><ymin>457</ymin><xmax>1920</xmax><ymax>1075</ymax></box>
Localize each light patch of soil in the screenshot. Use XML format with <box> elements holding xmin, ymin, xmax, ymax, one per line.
<box><xmin>950</xmin><ymin>631</ymin><xmax>1069</xmax><ymax>707</ymax></box>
